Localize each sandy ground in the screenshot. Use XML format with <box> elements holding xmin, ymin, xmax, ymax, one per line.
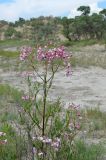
<box><xmin>0</xmin><ymin>44</ymin><xmax>106</xmax><ymax>110</ymax></box>
<box><xmin>0</xmin><ymin>66</ymin><xmax>106</xmax><ymax>111</ymax></box>
<box><xmin>50</xmin><ymin>67</ymin><xmax>106</xmax><ymax>111</ymax></box>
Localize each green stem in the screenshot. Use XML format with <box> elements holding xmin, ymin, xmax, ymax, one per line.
<box><xmin>42</xmin><ymin>63</ymin><xmax>47</xmax><ymax>136</ymax></box>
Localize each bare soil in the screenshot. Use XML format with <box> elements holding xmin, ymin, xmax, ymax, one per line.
<box><xmin>0</xmin><ymin>66</ymin><xmax>106</xmax><ymax>111</ymax></box>
<box><xmin>0</xmin><ymin>44</ymin><xmax>106</xmax><ymax>111</ymax></box>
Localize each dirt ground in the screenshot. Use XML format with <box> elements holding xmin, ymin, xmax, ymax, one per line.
<box><xmin>0</xmin><ymin>66</ymin><xmax>106</xmax><ymax>111</ymax></box>
<box><xmin>0</xmin><ymin>44</ymin><xmax>106</xmax><ymax>111</ymax></box>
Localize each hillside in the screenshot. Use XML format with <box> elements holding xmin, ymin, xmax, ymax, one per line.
<box><xmin>0</xmin><ymin>17</ymin><xmax>63</xmax><ymax>42</ymax></box>
<box><xmin>0</xmin><ymin>6</ymin><xmax>106</xmax><ymax>44</ymax></box>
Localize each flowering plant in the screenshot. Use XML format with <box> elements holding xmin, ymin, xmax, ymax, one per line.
<box><xmin>16</xmin><ymin>43</ymin><xmax>82</xmax><ymax>159</ymax></box>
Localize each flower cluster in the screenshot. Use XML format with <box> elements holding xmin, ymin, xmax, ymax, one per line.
<box><xmin>37</xmin><ymin>46</ymin><xmax>70</xmax><ymax>62</ymax></box>
<box><xmin>51</xmin><ymin>137</ymin><xmax>61</xmax><ymax>151</ymax></box>
<box><xmin>33</xmin><ymin>136</ymin><xmax>61</xmax><ymax>151</ymax></box>
<box><xmin>37</xmin><ymin>45</ymin><xmax>72</xmax><ymax>76</ymax></box>
<box><xmin>20</xmin><ymin>46</ymin><xmax>32</xmax><ymax>61</ymax></box>
<box><xmin>20</xmin><ymin>45</ymin><xmax>72</xmax><ymax>77</ymax></box>
<box><xmin>22</xmin><ymin>95</ymin><xmax>34</xmax><ymax>101</ymax></box>
<box><xmin>68</xmin><ymin>103</ymin><xmax>82</xmax><ymax>131</ymax></box>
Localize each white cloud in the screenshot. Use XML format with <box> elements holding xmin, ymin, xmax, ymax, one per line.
<box><xmin>0</xmin><ymin>0</ymin><xmax>104</xmax><ymax>21</ymax></box>
<box><xmin>68</xmin><ymin>2</ymin><xmax>102</xmax><ymax>18</ymax></box>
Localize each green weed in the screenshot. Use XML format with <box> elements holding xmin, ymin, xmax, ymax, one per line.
<box><xmin>0</xmin><ymin>50</ymin><xmax>19</xmax><ymax>58</ymax></box>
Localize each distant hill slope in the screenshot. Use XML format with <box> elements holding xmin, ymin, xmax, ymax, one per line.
<box><xmin>0</xmin><ymin>6</ymin><xmax>106</xmax><ymax>43</ymax></box>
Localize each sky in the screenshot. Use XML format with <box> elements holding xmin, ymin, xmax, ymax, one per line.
<box><xmin>0</xmin><ymin>0</ymin><xmax>106</xmax><ymax>21</ymax></box>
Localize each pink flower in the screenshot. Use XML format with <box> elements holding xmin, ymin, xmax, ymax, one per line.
<box><xmin>37</xmin><ymin>46</ymin><xmax>70</xmax><ymax>63</ymax></box>
<box><xmin>37</xmin><ymin>136</ymin><xmax>52</xmax><ymax>144</ymax></box>
<box><xmin>42</xmin><ymin>138</ymin><xmax>52</xmax><ymax>144</ymax></box>
<box><xmin>51</xmin><ymin>142</ymin><xmax>60</xmax><ymax>148</ymax></box>
<box><xmin>37</xmin><ymin>45</ymin><xmax>72</xmax><ymax>76</ymax></box>
<box><xmin>75</xmin><ymin>123</ymin><xmax>80</xmax><ymax>130</ymax></box>
<box><xmin>22</xmin><ymin>95</ymin><xmax>30</xmax><ymax>100</ymax></box>
<box><xmin>22</xmin><ymin>95</ymin><xmax>35</xmax><ymax>101</ymax></box>
<box><xmin>33</xmin><ymin>147</ymin><xmax>36</xmax><ymax>154</ymax></box>
<box><xmin>51</xmin><ymin>137</ymin><xmax>61</xmax><ymax>150</ymax></box>
<box><xmin>20</xmin><ymin>46</ymin><xmax>32</xmax><ymax>61</ymax></box>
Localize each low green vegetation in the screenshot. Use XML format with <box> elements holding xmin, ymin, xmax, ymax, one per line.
<box><xmin>0</xmin><ymin>123</ymin><xmax>27</xmax><ymax>160</ymax></box>
<box><xmin>71</xmin><ymin>52</ymin><xmax>106</xmax><ymax>68</ymax></box>
<box><xmin>0</xmin><ymin>50</ymin><xmax>19</xmax><ymax>58</ymax></box>
<box><xmin>62</xmin><ymin>140</ymin><xmax>104</xmax><ymax>160</ymax></box>
<box><xmin>0</xmin><ymin>39</ymin><xmax>33</xmax><ymax>48</ymax></box>
<box><xmin>0</xmin><ymin>84</ymin><xmax>106</xmax><ymax>159</ymax></box>
<box><xmin>63</xmin><ymin>39</ymin><xmax>99</xmax><ymax>48</ymax></box>
<box><xmin>86</xmin><ymin>108</ymin><xmax>106</xmax><ymax>132</ymax></box>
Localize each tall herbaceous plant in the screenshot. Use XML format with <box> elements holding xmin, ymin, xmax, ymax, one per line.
<box><xmin>16</xmin><ymin>43</ymin><xmax>83</xmax><ymax>159</ymax></box>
